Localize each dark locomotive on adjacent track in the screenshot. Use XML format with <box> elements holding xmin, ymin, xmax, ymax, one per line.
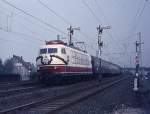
<box><xmin>36</xmin><ymin>40</ymin><xmax>121</xmax><ymax>83</ymax></box>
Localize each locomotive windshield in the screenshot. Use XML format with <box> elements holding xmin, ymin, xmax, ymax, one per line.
<box><xmin>48</xmin><ymin>48</ymin><xmax>57</xmax><ymax>53</ymax></box>
<box><xmin>40</xmin><ymin>48</ymin><xmax>47</xmax><ymax>54</ymax></box>
<box><xmin>40</xmin><ymin>48</ymin><xmax>57</xmax><ymax>54</ymax></box>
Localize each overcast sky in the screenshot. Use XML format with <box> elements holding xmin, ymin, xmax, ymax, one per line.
<box><xmin>0</xmin><ymin>0</ymin><xmax>150</xmax><ymax>67</ymax></box>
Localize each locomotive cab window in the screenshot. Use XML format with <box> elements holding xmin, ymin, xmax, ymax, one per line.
<box><xmin>61</xmin><ymin>48</ymin><xmax>66</xmax><ymax>54</ymax></box>
<box><xmin>48</xmin><ymin>48</ymin><xmax>57</xmax><ymax>53</ymax></box>
<box><xmin>40</xmin><ymin>48</ymin><xmax>47</xmax><ymax>54</ymax></box>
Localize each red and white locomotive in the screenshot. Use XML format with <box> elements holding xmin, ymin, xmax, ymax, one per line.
<box><xmin>36</xmin><ymin>40</ymin><xmax>93</xmax><ymax>82</ymax></box>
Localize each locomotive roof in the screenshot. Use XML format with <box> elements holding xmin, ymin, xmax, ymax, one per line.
<box><xmin>45</xmin><ymin>40</ymin><xmax>87</xmax><ymax>53</ymax></box>
<box><xmin>45</xmin><ymin>40</ymin><xmax>67</xmax><ymax>45</ymax></box>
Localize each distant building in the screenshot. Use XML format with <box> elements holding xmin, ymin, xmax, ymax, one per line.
<box><xmin>11</xmin><ymin>55</ymin><xmax>35</xmax><ymax>80</ymax></box>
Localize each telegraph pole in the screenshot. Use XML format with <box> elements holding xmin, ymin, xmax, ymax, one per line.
<box><xmin>67</xmin><ymin>26</ymin><xmax>80</xmax><ymax>46</ymax></box>
<box><xmin>133</xmin><ymin>32</ymin><xmax>144</xmax><ymax>91</ymax></box>
<box><xmin>96</xmin><ymin>25</ymin><xmax>110</xmax><ymax>80</ymax></box>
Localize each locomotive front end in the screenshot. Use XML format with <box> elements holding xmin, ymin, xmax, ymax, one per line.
<box><xmin>36</xmin><ymin>40</ymin><xmax>68</xmax><ymax>82</ymax></box>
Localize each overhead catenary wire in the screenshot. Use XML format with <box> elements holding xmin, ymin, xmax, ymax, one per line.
<box><xmin>0</xmin><ymin>29</ymin><xmax>41</xmax><ymax>46</ymax></box>
<box><xmin>126</xmin><ymin>0</ymin><xmax>148</xmax><ymax>41</ymax></box>
<box><xmin>0</xmin><ymin>0</ymin><xmax>72</xmax><ymax>50</ymax></box>
<box><xmin>0</xmin><ymin>11</ymin><xmax>40</xmax><ymax>60</ymax></box>
<box><xmin>0</xmin><ymin>0</ymin><xmax>137</xmax><ymax>58</ymax></box>
<box><xmin>0</xmin><ymin>35</ymin><xmax>39</xmax><ymax>48</ymax></box>
<box><xmin>0</xmin><ymin>37</ymin><xmax>39</xmax><ymax>58</ymax></box>
<box><xmin>14</xmin><ymin>19</ymin><xmax>45</xmax><ymax>42</ymax></box>
<box><xmin>0</xmin><ymin>8</ymin><xmax>47</xmax><ymax>48</ymax></box>
<box><xmin>82</xmin><ymin>0</ymin><xmax>130</xmax><ymax>65</ymax></box>
<box><xmin>94</xmin><ymin>0</ymin><xmax>120</xmax><ymax>41</ymax></box>
<box><xmin>94</xmin><ymin>0</ymin><xmax>123</xmax><ymax>50</ymax></box>
<box><xmin>0</xmin><ymin>25</ymin><xmax>43</xmax><ymax>44</ymax></box>
<box><xmin>131</xmin><ymin>1</ymin><xmax>147</xmax><ymax>32</ymax></box>
<box><xmin>0</xmin><ymin>37</ymin><xmax>9</xmax><ymax>42</ymax></box>
<box><xmin>82</xmin><ymin>0</ymin><xmax>123</xmax><ymax>51</ymax></box>
<box><xmin>94</xmin><ymin>0</ymin><xmax>145</xmax><ymax>56</ymax></box>
<box><xmin>13</xmin><ymin>12</ymin><xmax>61</xmax><ymax>39</ymax></box>
<box><xmin>1</xmin><ymin>0</ymin><xmax>67</xmax><ymax>35</ymax></box>
<box><xmin>82</xmin><ymin>0</ymin><xmax>102</xmax><ymax>24</ymax></box>
<box><xmin>37</xmin><ymin>0</ymin><xmax>72</xmax><ymax>26</ymax></box>
<box><xmin>10</xmin><ymin>31</ymin><xmax>43</xmax><ymax>44</ymax></box>
<box><xmin>0</xmin><ymin>6</ymin><xmax>55</xmax><ymax>40</ymax></box>
<box><xmin>37</xmin><ymin>0</ymin><xmax>95</xmax><ymax>44</ymax></box>
<box><xmin>133</xmin><ymin>0</ymin><xmax>144</xmax><ymax>23</ymax></box>
<box><xmin>38</xmin><ymin>0</ymin><xmax>97</xmax><ymax>51</ymax></box>
<box><xmin>94</xmin><ymin>0</ymin><xmax>108</xmax><ymax>24</ymax></box>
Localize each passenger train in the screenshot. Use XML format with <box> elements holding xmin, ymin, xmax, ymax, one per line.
<box><xmin>36</xmin><ymin>40</ymin><xmax>121</xmax><ymax>83</ymax></box>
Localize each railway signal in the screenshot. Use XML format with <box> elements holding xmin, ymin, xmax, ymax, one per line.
<box><xmin>133</xmin><ymin>32</ymin><xmax>144</xmax><ymax>91</ymax></box>
<box><xmin>67</xmin><ymin>26</ymin><xmax>80</xmax><ymax>46</ymax></box>
<box><xmin>96</xmin><ymin>25</ymin><xmax>111</xmax><ymax>57</ymax></box>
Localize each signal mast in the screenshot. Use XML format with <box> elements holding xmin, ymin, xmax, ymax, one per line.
<box><xmin>67</xmin><ymin>26</ymin><xmax>80</xmax><ymax>46</ymax></box>
<box><xmin>133</xmin><ymin>32</ymin><xmax>144</xmax><ymax>91</ymax></box>
<box><xmin>96</xmin><ymin>25</ymin><xmax>110</xmax><ymax>57</ymax></box>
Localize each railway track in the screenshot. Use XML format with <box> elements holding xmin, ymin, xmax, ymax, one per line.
<box><xmin>0</xmin><ymin>80</ymin><xmax>41</xmax><ymax>98</ymax></box>
<box><xmin>0</xmin><ymin>85</ymin><xmax>44</xmax><ymax>98</ymax></box>
<box><xmin>0</xmin><ymin>75</ymin><xmax>127</xmax><ymax>114</ymax></box>
<box><xmin>0</xmin><ymin>81</ymin><xmax>37</xmax><ymax>90</ymax></box>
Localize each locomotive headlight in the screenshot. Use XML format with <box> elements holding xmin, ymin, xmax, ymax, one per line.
<box><xmin>43</xmin><ymin>56</ymin><xmax>49</xmax><ymax>64</ymax></box>
<box><xmin>54</xmin><ymin>66</ymin><xmax>57</xmax><ymax>69</ymax></box>
<box><xmin>97</xmin><ymin>67</ymin><xmax>99</xmax><ymax>71</ymax></box>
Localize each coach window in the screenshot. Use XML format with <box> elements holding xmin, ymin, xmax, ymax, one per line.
<box><xmin>40</xmin><ymin>48</ymin><xmax>47</xmax><ymax>54</ymax></box>
<box><xmin>61</xmin><ymin>48</ymin><xmax>66</xmax><ymax>54</ymax></box>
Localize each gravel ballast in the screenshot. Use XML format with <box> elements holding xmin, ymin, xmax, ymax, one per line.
<box><xmin>58</xmin><ymin>76</ymin><xmax>150</xmax><ymax>114</ymax></box>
